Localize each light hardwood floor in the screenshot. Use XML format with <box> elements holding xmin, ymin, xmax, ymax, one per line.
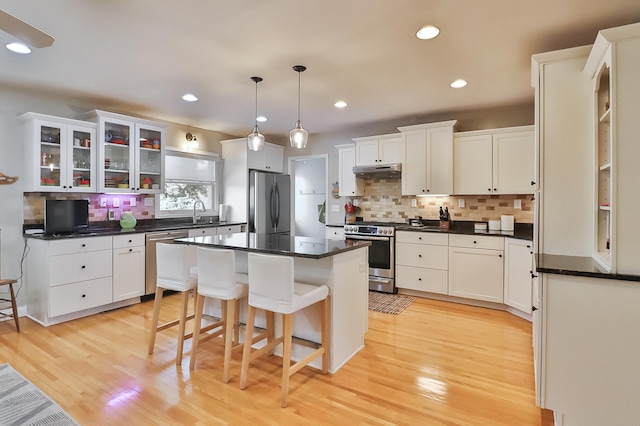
<box><xmin>0</xmin><ymin>295</ymin><xmax>553</xmax><ymax>425</ymax></box>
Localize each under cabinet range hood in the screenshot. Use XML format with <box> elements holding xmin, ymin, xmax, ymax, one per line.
<box><xmin>352</xmin><ymin>163</ymin><xmax>402</xmax><ymax>178</ymax></box>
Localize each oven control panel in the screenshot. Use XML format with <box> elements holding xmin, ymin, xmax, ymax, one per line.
<box><xmin>344</xmin><ymin>225</ymin><xmax>395</xmax><ymax>236</ymax></box>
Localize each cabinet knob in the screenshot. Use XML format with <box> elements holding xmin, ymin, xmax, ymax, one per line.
<box><xmin>418</xmin><ymin>278</ymin><xmax>422</xmax><ymax>281</ymax></box>
<box><xmin>82</xmin><ymin>294</ymin><xmax>86</xmax><ymax>298</ymax></box>
<box><xmin>532</xmin><ymin>306</ymin><xmax>538</xmax><ymax>312</ymax></box>
<box><xmin>488</xmin><ymin>188</ymin><xmax>491</xmax><ymax>192</ymax></box>
<box><xmin>82</xmin><ymin>244</ymin><xmax>86</xmax><ymax>247</ymax></box>
<box><xmin>473</xmin><ymin>241</ymin><xmax>477</xmax><ymax>244</ymax></box>
<box><xmin>81</xmin><ymin>265</ymin><xmax>86</xmax><ymax>269</ymax></box>
<box><xmin>418</xmin><ymin>254</ymin><xmax>422</xmax><ymax>258</ymax></box>
<box><xmin>531</xmin><ymin>181</ymin><xmax>536</xmax><ymax>186</ymax></box>
<box><xmin>498</xmin><ymin>254</ymin><xmax>502</xmax><ymax>258</ymax></box>
<box><xmin>526</xmin><ymin>245</ymin><xmax>531</xmax><ymax>249</ymax></box>
<box><xmin>531</xmin><ymin>272</ymin><xmax>538</xmax><ymax>278</ymax></box>
<box><xmin>493</xmin><ymin>188</ymin><xmax>497</xmax><ymax>191</ymax></box>
<box><xmin>422</xmin><ymin>189</ymin><xmax>425</xmax><ymax>193</ymax></box>
<box><xmin>418</xmin><ymin>236</ymin><xmax>422</xmax><ymax>240</ymax></box>
<box><xmin>129</xmin><ymin>239</ymin><xmax>132</xmax><ymax>243</ymax></box>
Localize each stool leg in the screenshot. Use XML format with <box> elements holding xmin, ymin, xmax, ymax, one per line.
<box><xmin>266</xmin><ymin>310</ymin><xmax>275</xmax><ymax>355</ymax></box>
<box><xmin>148</xmin><ymin>286</ymin><xmax>164</xmax><ymax>354</ymax></box>
<box><xmin>239</xmin><ymin>304</ymin><xmax>257</xmax><ymax>390</ymax></box>
<box><xmin>9</xmin><ymin>283</ymin><xmax>19</xmax><ymax>332</ymax></box>
<box><xmin>222</xmin><ymin>299</ymin><xmax>236</xmax><ymax>383</ymax></box>
<box><xmin>176</xmin><ymin>290</ymin><xmax>191</xmax><ymax>365</ymax></box>
<box><xmin>189</xmin><ymin>292</ymin><xmax>206</xmax><ymax>370</ymax></box>
<box><xmin>281</xmin><ymin>313</ymin><xmax>293</xmax><ymax>408</ymax></box>
<box><xmin>233</xmin><ymin>299</ymin><xmax>242</xmax><ymax>345</ymax></box>
<box><xmin>321</xmin><ymin>297</ymin><xmax>329</xmax><ymax>374</ymax></box>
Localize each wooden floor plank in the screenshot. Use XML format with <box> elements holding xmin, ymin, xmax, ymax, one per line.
<box><xmin>0</xmin><ymin>294</ymin><xmax>553</xmax><ymax>425</ymax></box>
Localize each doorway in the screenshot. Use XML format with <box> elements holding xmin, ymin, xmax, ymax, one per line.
<box><xmin>288</xmin><ymin>155</ymin><xmax>327</xmax><ymax>238</ymax></box>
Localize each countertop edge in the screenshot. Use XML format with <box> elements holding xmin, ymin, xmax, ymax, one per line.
<box><xmin>536</xmin><ymin>254</ymin><xmax>640</xmax><ymax>282</ymax></box>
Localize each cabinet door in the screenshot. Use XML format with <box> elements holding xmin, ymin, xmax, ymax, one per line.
<box><xmin>448</xmin><ymin>246</ymin><xmax>504</xmax><ymax>303</ymax></box>
<box><xmin>135</xmin><ymin>123</ymin><xmax>164</xmax><ymax>193</ymax></box>
<box><xmin>453</xmin><ymin>134</ymin><xmax>493</xmax><ymax>195</ymax></box>
<box><xmin>26</xmin><ymin>118</ymin><xmax>66</xmax><ymax>192</ymax></box>
<box><xmin>339</xmin><ymin>147</ymin><xmax>363</xmax><ymax>196</ymax></box>
<box><xmin>427</xmin><ymin>126</ymin><xmax>454</xmax><ymax>195</ymax></box>
<box><xmin>378</xmin><ymin>136</ymin><xmax>404</xmax><ymax>164</ymax></box>
<box><xmin>504</xmin><ymin>238</ymin><xmax>533</xmax><ymax>314</ymax></box>
<box><xmin>354</xmin><ymin>139</ymin><xmax>380</xmax><ymax>166</ymax></box>
<box><xmin>325</xmin><ymin>226</ymin><xmax>345</xmax><ymax>240</ymax></box>
<box><xmin>493</xmin><ymin>131</ymin><xmax>535</xmax><ymax>194</ymax></box>
<box><xmin>113</xmin><ymin>245</ymin><xmax>145</xmax><ymax>301</ymax></box>
<box><xmin>402</xmin><ymin>130</ymin><xmax>427</xmax><ymax>195</ymax></box>
<box><xmin>264</xmin><ymin>144</ymin><xmax>284</xmax><ymax>173</ymax></box>
<box><xmin>98</xmin><ymin>115</ymin><xmax>135</xmax><ymax>193</ymax></box>
<box><xmin>68</xmin><ymin>125</ymin><xmax>97</xmax><ymax>192</ymax></box>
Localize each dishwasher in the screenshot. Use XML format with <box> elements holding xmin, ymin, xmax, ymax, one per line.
<box><xmin>145</xmin><ymin>230</ymin><xmax>190</xmax><ymax>296</ymax></box>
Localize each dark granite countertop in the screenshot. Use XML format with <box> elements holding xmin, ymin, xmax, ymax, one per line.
<box><xmin>395</xmin><ymin>221</ymin><xmax>533</xmax><ymax>241</ymax></box>
<box><xmin>175</xmin><ymin>232</ymin><xmax>370</xmax><ymax>259</ymax></box>
<box><xmin>24</xmin><ymin>218</ymin><xmax>246</xmax><ymax>240</ymax></box>
<box><xmin>536</xmin><ymin>254</ymin><xmax>640</xmax><ymax>282</ymax></box>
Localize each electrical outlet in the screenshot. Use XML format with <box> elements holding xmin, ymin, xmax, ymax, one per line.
<box><xmin>144</xmin><ymin>197</ymin><xmax>154</xmax><ymax>207</ymax></box>
<box><xmin>113</xmin><ymin>198</ymin><xmax>120</xmax><ymax>208</ymax></box>
<box><xmin>353</xmin><ymin>198</ymin><xmax>359</xmax><ymax>207</ymax></box>
<box><xmin>100</xmin><ymin>197</ymin><xmax>107</xmax><ymax>207</ymax></box>
<box><xmin>331</xmin><ymin>204</ymin><xmax>340</xmax><ymax>213</ymax></box>
<box><xmin>411</xmin><ymin>198</ymin><xmax>417</xmax><ymax>208</ymax></box>
<box><xmin>130</xmin><ymin>197</ymin><xmax>136</xmax><ymax>207</ymax></box>
<box><xmin>458</xmin><ymin>198</ymin><xmax>466</xmax><ymax>208</ymax></box>
<box><xmin>514</xmin><ymin>199</ymin><xmax>522</xmax><ymax>209</ymax></box>
<box><xmin>108</xmin><ymin>209</ymin><xmax>115</xmax><ymax>220</ymax></box>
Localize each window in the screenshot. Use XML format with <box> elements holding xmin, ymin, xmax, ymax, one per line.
<box><xmin>155</xmin><ymin>149</ymin><xmax>219</xmax><ymax>218</ymax></box>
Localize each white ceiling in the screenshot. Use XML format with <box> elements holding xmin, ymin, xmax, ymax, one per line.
<box><xmin>1</xmin><ymin>0</ymin><xmax>640</xmax><ymax>140</ymax></box>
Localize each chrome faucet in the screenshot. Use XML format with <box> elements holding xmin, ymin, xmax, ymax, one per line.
<box><xmin>192</xmin><ymin>200</ymin><xmax>205</xmax><ymax>224</ymax></box>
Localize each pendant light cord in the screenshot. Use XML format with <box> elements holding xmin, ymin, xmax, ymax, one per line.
<box><xmin>297</xmin><ymin>70</ymin><xmax>301</xmax><ymax>122</ymax></box>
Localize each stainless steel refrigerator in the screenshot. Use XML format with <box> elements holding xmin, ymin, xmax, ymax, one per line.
<box><xmin>249</xmin><ymin>171</ymin><xmax>291</xmax><ymax>234</ymax></box>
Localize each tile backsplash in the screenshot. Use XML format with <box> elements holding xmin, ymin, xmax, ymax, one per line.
<box><xmin>23</xmin><ymin>193</ymin><xmax>156</xmax><ymax>225</ymax></box>
<box><xmin>352</xmin><ymin>178</ymin><xmax>534</xmax><ymax>224</ymax></box>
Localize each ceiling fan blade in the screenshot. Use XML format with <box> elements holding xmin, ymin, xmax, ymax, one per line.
<box><xmin>0</xmin><ymin>9</ymin><xmax>54</xmax><ymax>48</ymax></box>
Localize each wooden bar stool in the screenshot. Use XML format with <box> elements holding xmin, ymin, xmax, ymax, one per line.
<box><xmin>189</xmin><ymin>247</ymin><xmax>248</xmax><ymax>383</ymax></box>
<box><xmin>240</xmin><ymin>253</ymin><xmax>329</xmax><ymax>407</ymax></box>
<box><xmin>148</xmin><ymin>243</ymin><xmax>198</xmax><ymax>365</ymax></box>
<box><xmin>0</xmin><ymin>279</ymin><xmax>19</xmax><ymax>332</ymax></box>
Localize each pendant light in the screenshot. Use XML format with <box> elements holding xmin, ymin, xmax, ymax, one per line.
<box><xmin>247</xmin><ymin>76</ymin><xmax>265</xmax><ymax>151</ymax></box>
<box><xmin>289</xmin><ymin>65</ymin><xmax>308</xmax><ymax>149</ymax></box>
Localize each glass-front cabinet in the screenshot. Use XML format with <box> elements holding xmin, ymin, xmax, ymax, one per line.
<box><xmin>88</xmin><ymin>110</ymin><xmax>165</xmax><ymax>194</ymax></box>
<box><xmin>20</xmin><ymin>113</ymin><xmax>97</xmax><ymax>192</ymax></box>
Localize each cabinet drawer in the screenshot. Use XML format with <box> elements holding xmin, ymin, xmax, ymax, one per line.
<box><xmin>189</xmin><ymin>227</ymin><xmax>217</xmax><ymax>237</ymax></box>
<box><xmin>48</xmin><ymin>236</ymin><xmax>112</xmax><ymax>256</ymax></box>
<box><xmin>50</xmin><ymin>250</ymin><xmax>112</xmax><ymax>286</ymax></box>
<box><xmin>217</xmin><ymin>224</ymin><xmax>243</xmax><ymax>235</ymax></box>
<box><xmin>326</xmin><ymin>227</ymin><xmax>345</xmax><ymax>240</ymax></box>
<box><xmin>448</xmin><ymin>234</ymin><xmax>504</xmax><ymax>250</ymax></box>
<box><xmin>396</xmin><ymin>265</ymin><xmax>448</xmax><ymax>295</ymax></box>
<box><xmin>396</xmin><ymin>243</ymin><xmax>448</xmax><ymax>269</ymax></box>
<box><xmin>49</xmin><ymin>277</ymin><xmax>113</xmax><ymax>317</ymax></box>
<box><xmin>396</xmin><ymin>231</ymin><xmax>448</xmax><ymax>245</ymax></box>
<box><xmin>113</xmin><ymin>233</ymin><xmax>145</xmax><ymax>248</ymax></box>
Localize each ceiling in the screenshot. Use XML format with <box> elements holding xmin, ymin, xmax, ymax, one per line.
<box><xmin>1</xmin><ymin>0</ymin><xmax>640</xmax><ymax>140</ymax></box>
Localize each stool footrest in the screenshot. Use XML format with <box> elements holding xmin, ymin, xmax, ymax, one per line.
<box><xmin>287</xmin><ymin>347</ymin><xmax>326</xmax><ymax>377</ymax></box>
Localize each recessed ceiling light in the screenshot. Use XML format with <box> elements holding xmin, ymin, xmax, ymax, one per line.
<box><xmin>5</xmin><ymin>42</ymin><xmax>31</xmax><ymax>54</ymax></box>
<box><xmin>416</xmin><ymin>25</ymin><xmax>440</xmax><ymax>40</ymax></box>
<box><xmin>450</xmin><ymin>79</ymin><xmax>468</xmax><ymax>88</ymax></box>
<box><xmin>182</xmin><ymin>93</ymin><xmax>198</xmax><ymax>102</ymax></box>
<box><xmin>256</xmin><ymin>116</ymin><xmax>267</xmax><ymax>122</ymax></box>
<box><xmin>334</xmin><ymin>101</ymin><xmax>347</xmax><ymax>108</ymax></box>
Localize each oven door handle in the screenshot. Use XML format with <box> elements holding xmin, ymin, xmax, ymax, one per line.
<box><xmin>345</xmin><ymin>235</ymin><xmax>390</xmax><ymax>241</ymax></box>
<box><xmin>369</xmin><ymin>277</ymin><xmax>393</xmax><ymax>283</ymax></box>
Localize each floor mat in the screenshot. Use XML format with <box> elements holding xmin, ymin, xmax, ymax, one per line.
<box><xmin>368</xmin><ymin>291</ymin><xmax>416</xmax><ymax>315</ymax></box>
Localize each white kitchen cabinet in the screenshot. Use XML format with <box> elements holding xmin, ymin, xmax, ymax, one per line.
<box><xmin>26</xmin><ymin>236</ymin><xmax>114</xmax><ymax>326</ymax></box>
<box><xmin>453</xmin><ymin>126</ymin><xmax>534</xmax><ymax>195</ymax></box>
<box><xmin>217</xmin><ymin>224</ymin><xmax>243</xmax><ymax>235</ymax></box>
<box><xmin>337</xmin><ymin>144</ymin><xmax>363</xmax><ymax>197</ymax></box>
<box><xmin>247</xmin><ymin>142</ymin><xmax>284</xmax><ymax>173</ymax></box>
<box><xmin>112</xmin><ymin>234</ymin><xmax>146</xmax><ymax>302</ymax></box>
<box><xmin>504</xmin><ymin>238</ymin><xmax>533</xmax><ymax>314</ymax></box>
<box><xmin>325</xmin><ymin>226</ymin><xmax>345</xmax><ymax>240</ymax></box>
<box><xmin>399</xmin><ymin>120</ymin><xmax>457</xmax><ymax>195</ymax></box>
<box><xmin>353</xmin><ymin>133</ymin><xmax>404</xmax><ymax>166</ymax></box>
<box><xmin>396</xmin><ymin>231</ymin><xmax>449</xmax><ymax>294</ymax></box>
<box><xmin>20</xmin><ymin>112</ymin><xmax>97</xmax><ymax>192</ymax></box>
<box><xmin>85</xmin><ymin>110</ymin><xmax>165</xmax><ymax>194</ymax></box>
<box><xmin>448</xmin><ymin>234</ymin><xmax>504</xmax><ymax>303</ymax></box>
<box><xmin>583</xmin><ymin>24</ymin><xmax>640</xmax><ymax>275</ymax></box>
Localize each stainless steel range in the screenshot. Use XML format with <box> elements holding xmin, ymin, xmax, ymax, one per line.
<box><xmin>344</xmin><ymin>224</ymin><xmax>395</xmax><ymax>293</ymax></box>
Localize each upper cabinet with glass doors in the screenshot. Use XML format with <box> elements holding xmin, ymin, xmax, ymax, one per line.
<box><xmin>85</xmin><ymin>110</ymin><xmax>165</xmax><ymax>194</ymax></box>
<box><xmin>20</xmin><ymin>113</ymin><xmax>97</xmax><ymax>193</ymax></box>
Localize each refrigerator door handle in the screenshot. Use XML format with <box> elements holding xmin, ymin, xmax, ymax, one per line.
<box><xmin>273</xmin><ymin>183</ymin><xmax>280</xmax><ymax>228</ymax></box>
<box><xmin>269</xmin><ymin>183</ymin><xmax>275</xmax><ymax>230</ymax></box>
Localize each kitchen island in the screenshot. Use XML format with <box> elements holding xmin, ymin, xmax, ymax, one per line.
<box><xmin>175</xmin><ymin>233</ymin><xmax>370</xmax><ymax>373</ymax></box>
